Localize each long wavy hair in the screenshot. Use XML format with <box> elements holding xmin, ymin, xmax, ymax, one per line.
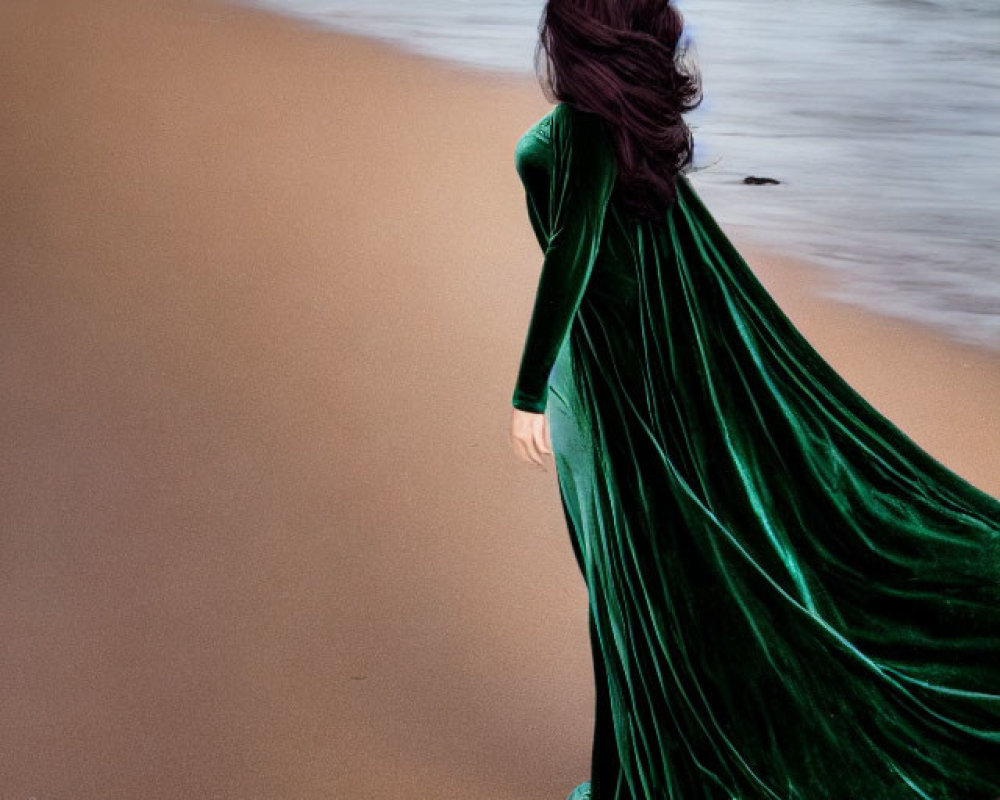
<box><xmin>536</xmin><ymin>0</ymin><xmax>703</xmax><ymax>218</ymax></box>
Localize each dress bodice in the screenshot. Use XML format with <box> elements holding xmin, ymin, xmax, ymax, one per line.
<box><xmin>514</xmin><ymin>111</ymin><xmax>556</xmax><ymax>252</ymax></box>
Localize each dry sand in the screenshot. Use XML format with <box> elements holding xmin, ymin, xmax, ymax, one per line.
<box><xmin>0</xmin><ymin>0</ymin><xmax>996</xmax><ymax>797</ymax></box>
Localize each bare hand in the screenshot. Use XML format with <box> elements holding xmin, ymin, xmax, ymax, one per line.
<box><xmin>509</xmin><ymin>407</ymin><xmax>553</xmax><ymax>469</ymax></box>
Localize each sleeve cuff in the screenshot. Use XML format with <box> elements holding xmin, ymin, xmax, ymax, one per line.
<box><xmin>512</xmin><ymin>387</ymin><xmax>548</xmax><ymax>414</ymax></box>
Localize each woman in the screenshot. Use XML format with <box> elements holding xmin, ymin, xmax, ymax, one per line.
<box><xmin>507</xmin><ymin>1</ymin><xmax>1000</xmax><ymax>799</ymax></box>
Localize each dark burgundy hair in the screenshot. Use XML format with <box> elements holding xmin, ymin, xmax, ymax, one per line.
<box><xmin>536</xmin><ymin>0</ymin><xmax>702</xmax><ymax>218</ymax></box>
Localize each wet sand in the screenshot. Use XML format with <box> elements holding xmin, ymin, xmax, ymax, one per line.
<box><xmin>0</xmin><ymin>0</ymin><xmax>997</xmax><ymax>797</ymax></box>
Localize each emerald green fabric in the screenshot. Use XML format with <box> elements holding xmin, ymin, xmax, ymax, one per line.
<box><xmin>511</xmin><ymin>102</ymin><xmax>1000</xmax><ymax>799</ymax></box>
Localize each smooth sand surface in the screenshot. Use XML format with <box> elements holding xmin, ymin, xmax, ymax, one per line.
<box><xmin>1</xmin><ymin>1</ymin><xmax>997</xmax><ymax>797</ymax></box>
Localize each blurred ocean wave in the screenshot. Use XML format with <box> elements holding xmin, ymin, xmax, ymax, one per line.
<box><xmin>238</xmin><ymin>0</ymin><xmax>1000</xmax><ymax>351</ymax></box>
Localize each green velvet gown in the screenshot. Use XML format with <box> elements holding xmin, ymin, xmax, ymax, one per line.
<box><xmin>510</xmin><ymin>102</ymin><xmax>1000</xmax><ymax>800</ymax></box>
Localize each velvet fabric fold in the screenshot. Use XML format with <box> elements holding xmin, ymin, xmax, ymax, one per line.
<box><xmin>512</xmin><ymin>102</ymin><xmax>1000</xmax><ymax>799</ymax></box>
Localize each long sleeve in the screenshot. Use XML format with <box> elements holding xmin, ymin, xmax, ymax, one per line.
<box><xmin>511</xmin><ymin>106</ymin><xmax>617</xmax><ymax>413</ymax></box>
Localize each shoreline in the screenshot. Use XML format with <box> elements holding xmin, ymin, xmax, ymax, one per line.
<box><xmin>237</xmin><ymin>0</ymin><xmax>1000</xmax><ymax>359</ymax></box>
<box><xmin>201</xmin><ymin>0</ymin><xmax>1000</xmax><ymax>368</ymax></box>
<box><xmin>1</xmin><ymin>1</ymin><xmax>996</xmax><ymax>797</ymax></box>
<box><xmin>221</xmin><ymin>0</ymin><xmax>1000</xmax><ymax>361</ymax></box>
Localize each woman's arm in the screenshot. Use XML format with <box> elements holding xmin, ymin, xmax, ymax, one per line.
<box><xmin>510</xmin><ymin>106</ymin><xmax>617</xmax><ymax>414</ymax></box>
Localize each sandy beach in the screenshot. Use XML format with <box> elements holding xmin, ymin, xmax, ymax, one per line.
<box><xmin>1</xmin><ymin>0</ymin><xmax>997</xmax><ymax>797</ymax></box>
